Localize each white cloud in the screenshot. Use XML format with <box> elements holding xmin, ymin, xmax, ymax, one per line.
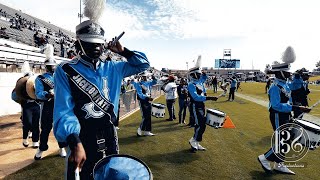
<box><xmin>1</xmin><ymin>0</ymin><xmax>320</xmax><ymax>71</ymax></box>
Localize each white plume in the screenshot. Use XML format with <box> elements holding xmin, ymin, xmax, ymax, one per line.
<box><xmin>44</xmin><ymin>44</ymin><xmax>54</xmax><ymax>59</ymax></box>
<box><xmin>21</xmin><ymin>61</ymin><xmax>31</xmax><ymax>75</ymax></box>
<box><xmin>83</xmin><ymin>0</ymin><xmax>106</xmax><ymax>23</ymax></box>
<box><xmin>282</xmin><ymin>46</ymin><xmax>296</xmax><ymax>64</ymax></box>
<box><xmin>195</xmin><ymin>55</ymin><xmax>202</xmax><ymax>68</ymax></box>
<box><xmin>264</xmin><ymin>64</ymin><xmax>272</xmax><ymax>74</ymax></box>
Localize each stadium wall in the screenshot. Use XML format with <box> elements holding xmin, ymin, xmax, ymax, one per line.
<box><xmin>0</xmin><ymin>72</ymin><xmax>24</xmax><ymax>116</ymax></box>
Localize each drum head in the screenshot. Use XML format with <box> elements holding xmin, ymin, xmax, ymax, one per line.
<box><xmin>206</xmin><ymin>108</ymin><xmax>225</xmax><ymax>117</ymax></box>
<box><xmin>93</xmin><ymin>154</ymin><xmax>153</xmax><ymax>180</ymax></box>
<box><xmin>26</xmin><ymin>75</ymin><xmax>37</xmax><ymax>99</ymax></box>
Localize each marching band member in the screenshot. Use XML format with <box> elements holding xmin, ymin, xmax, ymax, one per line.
<box><xmin>132</xmin><ymin>72</ymin><xmax>157</xmax><ymax>136</ymax></box>
<box><xmin>53</xmin><ymin>1</ymin><xmax>150</xmax><ymax>178</ymax></box>
<box><xmin>258</xmin><ymin>46</ymin><xmax>310</xmax><ymax>175</ymax></box>
<box><xmin>34</xmin><ymin>44</ymin><xmax>67</xmax><ymax>160</ymax></box>
<box><xmin>289</xmin><ymin>69</ymin><xmax>311</xmax><ymax>118</ymax></box>
<box><xmin>12</xmin><ymin>70</ymin><xmax>41</xmax><ymax>148</ymax></box>
<box><xmin>187</xmin><ymin>56</ymin><xmax>218</xmax><ymax>151</ymax></box>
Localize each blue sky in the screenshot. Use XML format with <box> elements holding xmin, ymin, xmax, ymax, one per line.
<box><xmin>1</xmin><ymin>0</ymin><xmax>320</xmax><ymax>72</ymax></box>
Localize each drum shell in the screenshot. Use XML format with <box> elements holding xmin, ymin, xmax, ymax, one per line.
<box><xmin>15</xmin><ymin>76</ymin><xmax>30</xmax><ymax>102</ymax></box>
<box><xmin>206</xmin><ymin>109</ymin><xmax>226</xmax><ymax>128</ymax></box>
<box><xmin>151</xmin><ymin>103</ymin><xmax>166</xmax><ymax>118</ymax></box>
<box><xmin>292</xmin><ymin>119</ymin><xmax>320</xmax><ymax>149</ymax></box>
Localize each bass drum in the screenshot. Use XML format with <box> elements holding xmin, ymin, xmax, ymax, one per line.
<box><xmin>93</xmin><ymin>154</ymin><xmax>153</xmax><ymax>180</ymax></box>
<box><xmin>15</xmin><ymin>76</ymin><xmax>30</xmax><ymax>101</ymax></box>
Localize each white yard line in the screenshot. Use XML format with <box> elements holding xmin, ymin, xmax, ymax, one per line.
<box><xmin>235</xmin><ymin>92</ymin><xmax>320</xmax><ymax>125</ymax></box>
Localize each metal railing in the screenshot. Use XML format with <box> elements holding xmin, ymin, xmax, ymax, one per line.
<box><xmin>118</xmin><ymin>84</ymin><xmax>163</xmax><ymax>119</ymax></box>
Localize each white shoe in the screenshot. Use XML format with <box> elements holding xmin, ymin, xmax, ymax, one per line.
<box><xmin>197</xmin><ymin>143</ymin><xmax>206</xmax><ymax>151</ymax></box>
<box><xmin>28</xmin><ymin>132</ymin><xmax>32</xmax><ymax>138</ymax></box>
<box><xmin>22</xmin><ymin>139</ymin><xmax>29</xmax><ymax>147</ymax></box>
<box><xmin>189</xmin><ymin>137</ymin><xmax>198</xmax><ymax>150</ymax></box>
<box><xmin>144</xmin><ymin>131</ymin><xmax>156</xmax><ymax>136</ymax></box>
<box><xmin>32</xmin><ymin>142</ymin><xmax>39</xmax><ymax>148</ymax></box>
<box><xmin>274</xmin><ymin>163</ymin><xmax>295</xmax><ymax>175</ymax></box>
<box><xmin>257</xmin><ymin>154</ymin><xmax>272</xmax><ymax>172</ymax></box>
<box><xmin>137</xmin><ymin>127</ymin><xmax>143</xmax><ymax>136</ymax></box>
<box><xmin>59</xmin><ymin>148</ymin><xmax>67</xmax><ymax>157</ymax></box>
<box><xmin>34</xmin><ymin>148</ymin><xmax>43</xmax><ymax>160</ymax></box>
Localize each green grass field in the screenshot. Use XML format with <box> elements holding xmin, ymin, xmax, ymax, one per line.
<box><xmin>309</xmin><ymin>76</ymin><xmax>320</xmax><ymax>82</ymax></box>
<box><xmin>4</xmin><ymin>93</ymin><xmax>320</xmax><ymax>180</ymax></box>
<box><xmin>238</xmin><ymin>82</ymin><xmax>320</xmax><ymax>117</ymax></box>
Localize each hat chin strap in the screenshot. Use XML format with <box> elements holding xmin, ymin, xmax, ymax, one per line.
<box><xmin>77</xmin><ymin>39</ymin><xmax>102</xmax><ymax>63</ymax></box>
<box><xmin>280</xmin><ymin>71</ymin><xmax>288</xmax><ymax>81</ymax></box>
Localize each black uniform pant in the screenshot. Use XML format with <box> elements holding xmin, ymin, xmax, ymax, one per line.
<box><xmin>166</xmin><ymin>99</ymin><xmax>176</xmax><ymax>120</ymax></box>
<box><xmin>178</xmin><ymin>98</ymin><xmax>187</xmax><ymax>123</ymax></box>
<box><xmin>264</xmin><ymin>111</ymin><xmax>291</xmax><ymax>163</ymax></box>
<box><xmin>66</xmin><ymin>126</ymin><xmax>119</xmax><ymax>180</ymax></box>
<box><xmin>188</xmin><ymin>101</ymin><xmax>195</xmax><ymax>126</ymax></box>
<box><xmin>192</xmin><ymin>102</ymin><xmax>206</xmax><ymax>142</ymax></box>
<box><xmin>22</xmin><ymin>101</ymin><xmax>40</xmax><ymax>141</ymax></box>
<box><xmin>228</xmin><ymin>87</ymin><xmax>236</xmax><ymax>100</ymax></box>
<box><xmin>39</xmin><ymin>101</ymin><xmax>66</xmax><ymax>151</ymax></box>
<box><xmin>138</xmin><ymin>99</ymin><xmax>152</xmax><ymax>131</ymax></box>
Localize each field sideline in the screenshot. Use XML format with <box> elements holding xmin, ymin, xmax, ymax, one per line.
<box><xmin>4</xmin><ymin>83</ymin><xmax>320</xmax><ymax>180</ymax></box>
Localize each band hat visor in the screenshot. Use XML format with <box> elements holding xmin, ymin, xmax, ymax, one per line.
<box><xmin>76</xmin><ymin>20</ymin><xmax>106</xmax><ymax>44</ymax></box>
<box><xmin>189</xmin><ymin>67</ymin><xmax>202</xmax><ymax>74</ymax></box>
<box><xmin>270</xmin><ymin>63</ymin><xmax>291</xmax><ymax>72</ymax></box>
<box><xmin>44</xmin><ymin>58</ymin><xmax>57</xmax><ymax>66</ymax></box>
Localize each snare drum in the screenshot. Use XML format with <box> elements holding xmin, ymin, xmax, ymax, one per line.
<box><xmin>93</xmin><ymin>154</ymin><xmax>153</xmax><ymax>180</ymax></box>
<box><xmin>151</xmin><ymin>103</ymin><xmax>166</xmax><ymax>118</ymax></box>
<box><xmin>206</xmin><ymin>109</ymin><xmax>226</xmax><ymax>128</ymax></box>
<box><xmin>292</xmin><ymin>119</ymin><xmax>320</xmax><ymax>150</ymax></box>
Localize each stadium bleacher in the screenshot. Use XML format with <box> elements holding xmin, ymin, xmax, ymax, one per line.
<box><xmin>0</xmin><ymin>3</ymin><xmax>75</xmax><ymax>58</ymax></box>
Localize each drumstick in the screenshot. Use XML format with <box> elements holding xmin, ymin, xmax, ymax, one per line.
<box><xmin>296</xmin><ymin>99</ymin><xmax>320</xmax><ymax>119</ymax></box>
<box><xmin>111</xmin><ymin>31</ymin><xmax>125</xmax><ymax>46</ymax></box>
<box><xmin>309</xmin><ymin>99</ymin><xmax>320</xmax><ymax>109</ymax></box>
<box><xmin>75</xmin><ymin>167</ymin><xmax>80</xmax><ymax>180</ymax></box>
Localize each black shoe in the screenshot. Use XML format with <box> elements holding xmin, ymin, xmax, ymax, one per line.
<box><xmin>166</xmin><ymin>119</ymin><xmax>173</xmax><ymax>121</ymax></box>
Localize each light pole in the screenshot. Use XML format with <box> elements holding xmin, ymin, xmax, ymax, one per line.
<box><xmin>186</xmin><ymin>62</ymin><xmax>188</xmax><ymax>70</ymax></box>
<box><xmin>78</xmin><ymin>0</ymin><xmax>83</xmax><ymax>23</ymax></box>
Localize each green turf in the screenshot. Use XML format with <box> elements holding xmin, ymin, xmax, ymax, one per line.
<box><xmin>309</xmin><ymin>76</ymin><xmax>320</xmax><ymax>82</ymax></box>
<box><xmin>238</xmin><ymin>82</ymin><xmax>320</xmax><ymax>117</ymax></box>
<box><xmin>4</xmin><ymin>94</ymin><xmax>320</xmax><ymax>180</ymax></box>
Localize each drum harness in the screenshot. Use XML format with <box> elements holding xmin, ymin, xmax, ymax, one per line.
<box><xmin>96</xmin><ymin>130</ymin><xmax>108</xmax><ymax>158</ymax></box>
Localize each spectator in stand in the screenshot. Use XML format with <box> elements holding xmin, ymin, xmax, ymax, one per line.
<box><xmin>60</xmin><ymin>38</ymin><xmax>65</xmax><ymax>58</ymax></box>
<box><xmin>33</xmin><ymin>31</ymin><xmax>40</xmax><ymax>47</ymax></box>
<box><xmin>0</xmin><ymin>27</ymin><xmax>9</xmax><ymax>39</ymax></box>
<box><xmin>67</xmin><ymin>50</ymin><xmax>76</xmax><ymax>59</ymax></box>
